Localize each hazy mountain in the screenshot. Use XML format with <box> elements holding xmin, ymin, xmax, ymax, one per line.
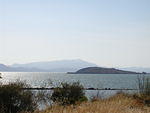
<box><xmin>10</xmin><ymin>59</ymin><xmax>97</xmax><ymax>72</ymax></box>
<box><xmin>0</xmin><ymin>64</ymin><xmax>11</xmax><ymax>71</ymax></box>
<box><xmin>1</xmin><ymin>60</ymin><xmax>149</xmax><ymax>73</ymax></box>
<box><xmin>119</xmin><ymin>67</ymin><xmax>150</xmax><ymax>73</ymax></box>
<box><xmin>68</xmin><ymin>67</ymin><xmax>141</xmax><ymax>74</ymax></box>
<box><xmin>0</xmin><ymin>64</ymin><xmax>44</xmax><ymax>72</ymax></box>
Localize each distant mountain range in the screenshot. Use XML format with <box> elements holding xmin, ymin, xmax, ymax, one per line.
<box><xmin>0</xmin><ymin>64</ymin><xmax>44</xmax><ymax>72</ymax></box>
<box><xmin>0</xmin><ymin>59</ymin><xmax>150</xmax><ymax>73</ymax></box>
<box><xmin>68</xmin><ymin>67</ymin><xmax>142</xmax><ymax>74</ymax></box>
<box><xmin>0</xmin><ymin>59</ymin><xmax>97</xmax><ymax>72</ymax></box>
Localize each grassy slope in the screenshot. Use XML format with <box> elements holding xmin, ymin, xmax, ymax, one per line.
<box><xmin>33</xmin><ymin>93</ymin><xmax>150</xmax><ymax>113</ymax></box>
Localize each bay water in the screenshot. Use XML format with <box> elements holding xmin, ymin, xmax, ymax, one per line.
<box><xmin>0</xmin><ymin>72</ymin><xmax>150</xmax><ymax>98</ymax></box>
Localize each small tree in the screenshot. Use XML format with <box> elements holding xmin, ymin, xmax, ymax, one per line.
<box><xmin>0</xmin><ymin>81</ymin><xmax>37</xmax><ymax>113</ymax></box>
<box><xmin>137</xmin><ymin>75</ymin><xmax>150</xmax><ymax>106</ymax></box>
<box><xmin>51</xmin><ymin>82</ymin><xmax>87</xmax><ymax>105</ymax></box>
<box><xmin>137</xmin><ymin>76</ymin><xmax>150</xmax><ymax>95</ymax></box>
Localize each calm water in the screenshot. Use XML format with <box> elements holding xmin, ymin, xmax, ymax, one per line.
<box><xmin>1</xmin><ymin>72</ymin><xmax>150</xmax><ymax>89</ymax></box>
<box><xmin>1</xmin><ymin>72</ymin><xmax>150</xmax><ymax>107</ymax></box>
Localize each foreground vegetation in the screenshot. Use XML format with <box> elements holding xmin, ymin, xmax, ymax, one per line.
<box><xmin>0</xmin><ymin>81</ymin><xmax>37</xmax><ymax>113</ymax></box>
<box><xmin>33</xmin><ymin>93</ymin><xmax>150</xmax><ymax>113</ymax></box>
<box><xmin>0</xmin><ymin>75</ymin><xmax>149</xmax><ymax>113</ymax></box>
<box><xmin>51</xmin><ymin>82</ymin><xmax>87</xmax><ymax>105</ymax></box>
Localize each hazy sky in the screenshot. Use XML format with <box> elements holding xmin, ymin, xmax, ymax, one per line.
<box><xmin>0</xmin><ymin>0</ymin><xmax>150</xmax><ymax>67</ymax></box>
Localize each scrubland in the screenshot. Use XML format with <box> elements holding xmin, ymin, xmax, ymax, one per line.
<box><xmin>32</xmin><ymin>93</ymin><xmax>150</xmax><ymax>113</ymax></box>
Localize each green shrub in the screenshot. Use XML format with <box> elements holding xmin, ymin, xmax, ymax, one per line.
<box><xmin>51</xmin><ymin>82</ymin><xmax>87</xmax><ymax>105</ymax></box>
<box><xmin>0</xmin><ymin>81</ymin><xmax>37</xmax><ymax>113</ymax></box>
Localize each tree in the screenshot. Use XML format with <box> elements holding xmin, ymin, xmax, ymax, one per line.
<box><xmin>51</xmin><ymin>82</ymin><xmax>87</xmax><ymax>105</ymax></box>
<box><xmin>0</xmin><ymin>81</ymin><xmax>37</xmax><ymax>113</ymax></box>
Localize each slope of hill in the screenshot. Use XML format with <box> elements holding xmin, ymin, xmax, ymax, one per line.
<box><xmin>68</xmin><ymin>67</ymin><xmax>141</xmax><ymax>74</ymax></box>
<box><xmin>119</xmin><ymin>67</ymin><xmax>150</xmax><ymax>73</ymax></box>
<box><xmin>1</xmin><ymin>59</ymin><xmax>97</xmax><ymax>72</ymax></box>
<box><xmin>0</xmin><ymin>64</ymin><xmax>44</xmax><ymax>72</ymax></box>
<box><xmin>0</xmin><ymin>64</ymin><xmax>11</xmax><ymax>71</ymax></box>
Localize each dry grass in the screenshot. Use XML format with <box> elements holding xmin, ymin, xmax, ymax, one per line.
<box><xmin>32</xmin><ymin>93</ymin><xmax>150</xmax><ymax>113</ymax></box>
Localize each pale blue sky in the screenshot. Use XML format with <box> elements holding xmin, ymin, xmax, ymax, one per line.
<box><xmin>0</xmin><ymin>0</ymin><xmax>150</xmax><ymax>67</ymax></box>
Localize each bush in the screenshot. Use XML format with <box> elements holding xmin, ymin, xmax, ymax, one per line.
<box><xmin>0</xmin><ymin>81</ymin><xmax>37</xmax><ymax>113</ymax></box>
<box><xmin>51</xmin><ymin>82</ymin><xmax>87</xmax><ymax>105</ymax></box>
<box><xmin>137</xmin><ymin>75</ymin><xmax>150</xmax><ymax>106</ymax></box>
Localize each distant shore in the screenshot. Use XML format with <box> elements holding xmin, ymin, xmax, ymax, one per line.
<box><xmin>68</xmin><ymin>67</ymin><xmax>145</xmax><ymax>74</ymax></box>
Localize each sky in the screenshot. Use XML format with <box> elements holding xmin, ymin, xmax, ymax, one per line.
<box><xmin>0</xmin><ymin>0</ymin><xmax>150</xmax><ymax>67</ymax></box>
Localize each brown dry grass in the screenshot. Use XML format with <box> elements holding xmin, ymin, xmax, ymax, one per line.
<box><xmin>31</xmin><ymin>93</ymin><xmax>150</xmax><ymax>113</ymax></box>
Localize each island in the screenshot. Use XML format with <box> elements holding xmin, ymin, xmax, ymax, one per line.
<box><xmin>67</xmin><ymin>67</ymin><xmax>142</xmax><ymax>74</ymax></box>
